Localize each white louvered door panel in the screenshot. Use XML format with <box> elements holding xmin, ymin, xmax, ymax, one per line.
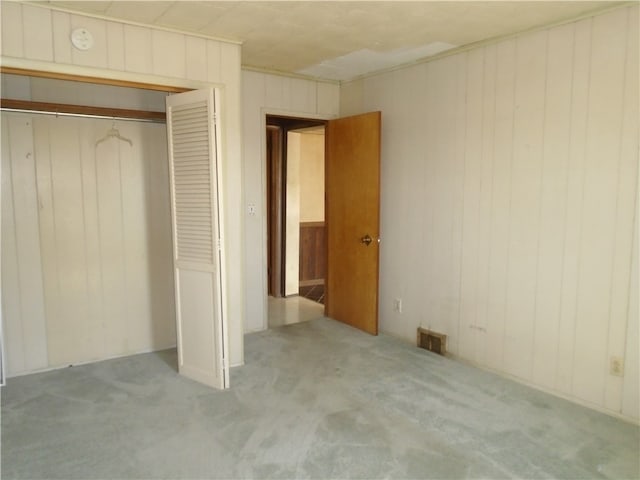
<box><xmin>166</xmin><ymin>89</ymin><xmax>228</xmax><ymax>389</ymax></box>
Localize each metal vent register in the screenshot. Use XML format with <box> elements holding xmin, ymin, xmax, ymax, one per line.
<box><xmin>417</xmin><ymin>328</ymin><xmax>447</xmax><ymax>356</ymax></box>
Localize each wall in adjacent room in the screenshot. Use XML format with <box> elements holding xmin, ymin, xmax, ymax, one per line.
<box><xmin>299</xmin><ymin>132</ymin><xmax>325</xmax><ymax>223</ymax></box>
<box><xmin>283</xmin><ymin>130</ymin><xmax>326</xmax><ymax>296</ymax></box>
<box><xmin>341</xmin><ymin>6</ymin><xmax>639</xmax><ymax>420</ymax></box>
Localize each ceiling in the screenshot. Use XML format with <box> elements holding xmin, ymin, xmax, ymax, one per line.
<box><xmin>42</xmin><ymin>1</ymin><xmax>621</xmax><ymax>82</ymax></box>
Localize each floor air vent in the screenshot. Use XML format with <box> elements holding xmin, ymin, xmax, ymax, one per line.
<box><xmin>417</xmin><ymin>328</ymin><xmax>447</xmax><ymax>356</ymax></box>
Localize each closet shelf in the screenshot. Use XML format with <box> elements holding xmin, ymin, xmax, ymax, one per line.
<box><xmin>0</xmin><ymin>98</ymin><xmax>166</xmax><ymax>123</ymax></box>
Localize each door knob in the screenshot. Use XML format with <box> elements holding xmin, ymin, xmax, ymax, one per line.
<box><xmin>361</xmin><ymin>234</ymin><xmax>372</xmax><ymax>246</ymax></box>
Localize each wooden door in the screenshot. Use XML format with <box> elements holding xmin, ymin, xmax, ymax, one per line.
<box><xmin>166</xmin><ymin>88</ymin><xmax>228</xmax><ymax>389</ymax></box>
<box><xmin>325</xmin><ymin>112</ymin><xmax>381</xmax><ymax>335</ymax></box>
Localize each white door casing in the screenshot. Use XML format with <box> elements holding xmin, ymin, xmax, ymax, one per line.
<box><xmin>166</xmin><ymin>88</ymin><xmax>229</xmax><ymax>389</ymax></box>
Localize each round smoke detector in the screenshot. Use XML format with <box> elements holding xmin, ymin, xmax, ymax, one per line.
<box><xmin>71</xmin><ymin>28</ymin><xmax>94</xmax><ymax>51</ymax></box>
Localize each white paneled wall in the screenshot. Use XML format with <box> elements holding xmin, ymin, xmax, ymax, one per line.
<box><xmin>1</xmin><ymin>116</ymin><xmax>48</xmax><ymax>373</ymax></box>
<box><xmin>242</xmin><ymin>70</ymin><xmax>339</xmax><ymax>332</ymax></box>
<box><xmin>344</xmin><ymin>6</ymin><xmax>639</xmax><ymax>420</ymax></box>
<box><xmin>0</xmin><ymin>3</ymin><xmax>236</xmax><ymax>83</ymax></box>
<box><xmin>2</xmin><ymin>113</ymin><xmax>176</xmax><ymax>375</ymax></box>
<box><xmin>1</xmin><ymin>2</ymin><xmax>244</xmax><ymax>367</ymax></box>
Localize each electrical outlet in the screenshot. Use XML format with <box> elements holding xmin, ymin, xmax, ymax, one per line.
<box><xmin>610</xmin><ymin>356</ymin><xmax>624</xmax><ymax>377</ymax></box>
<box><xmin>393</xmin><ymin>298</ymin><xmax>402</xmax><ymax>313</ymax></box>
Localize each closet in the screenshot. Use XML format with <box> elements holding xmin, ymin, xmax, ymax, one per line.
<box><xmin>1</xmin><ymin>74</ymin><xmax>176</xmax><ymax>376</ymax></box>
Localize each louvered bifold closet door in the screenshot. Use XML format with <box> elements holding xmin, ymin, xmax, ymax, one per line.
<box><xmin>173</xmin><ymin>102</ymin><xmax>214</xmax><ymax>264</ymax></box>
<box><xmin>166</xmin><ymin>89</ymin><xmax>228</xmax><ymax>390</ymax></box>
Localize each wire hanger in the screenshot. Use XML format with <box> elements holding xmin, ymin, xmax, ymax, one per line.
<box><xmin>95</xmin><ymin>121</ymin><xmax>133</xmax><ymax>147</ymax></box>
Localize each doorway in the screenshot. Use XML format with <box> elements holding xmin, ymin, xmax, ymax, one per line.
<box><xmin>266</xmin><ymin>115</ymin><xmax>326</xmax><ymax>302</ymax></box>
<box><xmin>265</xmin><ymin>112</ymin><xmax>382</xmax><ymax>334</ymax></box>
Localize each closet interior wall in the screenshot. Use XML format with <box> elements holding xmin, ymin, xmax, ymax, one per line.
<box><xmin>1</xmin><ymin>74</ymin><xmax>176</xmax><ymax>376</ymax></box>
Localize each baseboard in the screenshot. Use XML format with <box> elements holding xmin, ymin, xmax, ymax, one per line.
<box><xmin>446</xmin><ymin>351</ymin><xmax>640</xmax><ymax>426</ymax></box>
<box><xmin>379</xmin><ymin>327</ymin><xmax>640</xmax><ymax>426</ymax></box>
<box><xmin>5</xmin><ymin>343</ymin><xmax>178</xmax><ymax>379</ymax></box>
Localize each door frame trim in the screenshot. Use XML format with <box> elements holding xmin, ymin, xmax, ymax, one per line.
<box><xmin>260</xmin><ymin>108</ymin><xmax>337</xmax><ymax>330</ymax></box>
<box><xmin>0</xmin><ymin>61</ymin><xmax>218</xmax><ymax>91</ymax></box>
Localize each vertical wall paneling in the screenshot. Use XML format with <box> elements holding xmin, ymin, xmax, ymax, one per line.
<box><xmin>427</xmin><ymin>56</ymin><xmax>460</xmax><ymax>340</ymax></box>
<box><xmin>484</xmin><ymin>38</ymin><xmax>516</xmax><ymax>372</ymax></box>
<box><xmin>96</xmin><ymin>124</ymin><xmax>129</xmax><ymax>356</ymax></box>
<box><xmin>317</xmin><ymin>81</ymin><xmax>340</xmax><ymax>116</ymax></box>
<box><xmin>290</xmin><ymin>78</ymin><xmax>316</xmax><ymax>113</ymax></box>
<box><xmin>120</xmin><ymin>123</ymin><xmax>150</xmax><ymax>348</ymax></box>
<box><xmin>6</xmin><ymin>118</ymin><xmax>49</xmax><ymax>371</ymax></box>
<box><xmin>206</xmin><ymin>40</ymin><xmax>221</xmax><ymax>84</ymax></box>
<box><xmin>604</xmin><ymin>8</ymin><xmax>638</xmax><ymax>412</ymax></box>
<box><xmin>299</xmin><ymin>224</ymin><xmax>326</xmax><ymax>282</ymax></box>
<box><xmin>185</xmin><ymin>36</ymin><xmax>208</xmax><ymax>82</ymax></box>
<box><xmin>1</xmin><ymin>113</ymin><xmax>176</xmax><ymax>376</ymax></box>
<box><xmin>32</xmin><ymin>117</ymin><xmax>61</xmax><ymax>370</ymax></box>
<box><xmin>531</xmin><ymin>23</ymin><xmax>575</xmax><ymax>390</ymax></box>
<box><xmin>350</xmin><ymin>5</ymin><xmax>639</xmax><ymax>419</ymax></box>
<box><xmin>1</xmin><ymin>2</ymin><xmax>24</xmax><ymax>58</ymax></box>
<box><xmin>22</xmin><ymin>4</ymin><xmax>53</xmax><ymax>62</ymax></box>
<box><xmin>618</xmin><ymin>10</ymin><xmax>639</xmax><ymax>419</ymax></box>
<box><xmin>106</xmin><ymin>22</ymin><xmax>125</xmax><ymax>71</ymax></box>
<box><xmin>143</xmin><ymin>124</ymin><xmax>176</xmax><ymax>349</ymax></box>
<box><xmin>449</xmin><ymin>55</ymin><xmax>468</xmax><ymax>356</ymax></box>
<box><xmin>339</xmin><ymin>80</ymin><xmax>364</xmax><ymax>117</ymax></box>
<box><xmin>622</xmin><ymin>189</ymin><xmax>639</xmax><ymax>419</ymax></box>
<box><xmin>458</xmin><ymin>49</ymin><xmax>485</xmax><ymax>362</ymax></box>
<box><xmin>152</xmin><ymin>30</ymin><xmax>186</xmax><ymax>79</ymax></box>
<box><xmin>402</xmin><ymin>65</ymin><xmax>429</xmax><ymax>343</ymax></box>
<box><xmin>0</xmin><ymin>119</ymin><xmax>24</xmax><ymax>372</ymax></box>
<box><xmin>504</xmin><ymin>30</ymin><xmax>547</xmax><ymax>381</ymax></box>
<box><xmin>43</xmin><ymin>117</ymin><xmax>93</xmax><ymax>365</ymax></box>
<box><xmin>52</xmin><ymin>11</ymin><xmax>72</xmax><ymax>64</ymax></box>
<box><xmin>369</xmin><ymin>70</ymin><xmax>411</xmax><ymax>340</ymax></box>
<box><xmin>418</xmin><ymin>64</ymin><xmax>436</xmax><ymax>336</ymax></box>
<box><xmin>572</xmin><ymin>9</ymin><xmax>628</xmax><ymax>406</ymax></box>
<box><xmin>124</xmin><ymin>25</ymin><xmax>153</xmax><ymax>74</ymax></box>
<box><xmin>1</xmin><ymin>116</ymin><xmax>49</xmax><ymax>373</ymax></box>
<box><xmin>220</xmin><ymin>42</ymin><xmax>244</xmax><ymax>364</ymax></box>
<box><xmin>77</xmin><ymin>120</ymin><xmax>105</xmax><ymax>361</ymax></box>
<box><xmin>265</xmin><ymin>74</ymin><xmax>288</xmax><ymax>110</ymax></box>
<box><xmin>555</xmin><ymin>18</ymin><xmax>592</xmax><ymax>396</ymax></box>
<box><xmin>241</xmin><ymin>71</ymin><xmax>267</xmax><ymax>333</ymax></box>
<box><xmin>474</xmin><ymin>44</ymin><xmax>497</xmax><ymax>366</ymax></box>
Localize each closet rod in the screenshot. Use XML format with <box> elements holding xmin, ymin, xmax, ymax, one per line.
<box><xmin>0</xmin><ymin>99</ymin><xmax>166</xmax><ymax>123</ymax></box>
<box><xmin>0</xmin><ymin>107</ymin><xmax>165</xmax><ymax>124</ymax></box>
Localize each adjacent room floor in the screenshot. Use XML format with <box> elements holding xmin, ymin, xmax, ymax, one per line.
<box><xmin>2</xmin><ymin>299</ymin><xmax>639</xmax><ymax>479</ymax></box>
